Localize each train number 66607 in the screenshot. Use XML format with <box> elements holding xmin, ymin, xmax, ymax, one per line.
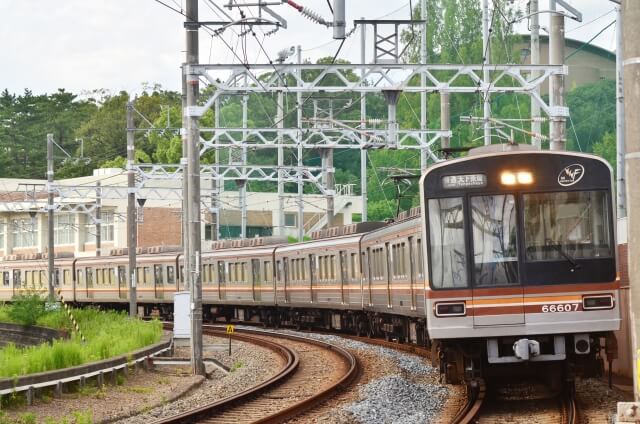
<box><xmin>541</xmin><ymin>304</ymin><xmax>580</xmax><ymax>313</ymax></box>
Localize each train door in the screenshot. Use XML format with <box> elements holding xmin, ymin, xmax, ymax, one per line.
<box><xmin>86</xmin><ymin>268</ymin><xmax>94</xmax><ymax>299</ymax></box>
<box><xmin>470</xmin><ymin>193</ymin><xmax>524</xmax><ymax>326</ymax></box>
<box><xmin>408</xmin><ymin>237</ymin><xmax>416</xmax><ymax>311</ymax></box>
<box><xmin>339</xmin><ymin>251</ymin><xmax>347</xmax><ymax>304</ymax></box>
<box><xmin>252</xmin><ymin>259</ymin><xmax>261</xmax><ymax>302</ymax></box>
<box><xmin>309</xmin><ymin>254</ymin><xmax>316</xmax><ymax>303</ymax></box>
<box><xmin>364</xmin><ymin>249</ymin><xmax>372</xmax><ymax>306</ymax></box>
<box><xmin>282</xmin><ymin>257</ymin><xmax>290</xmax><ymax>303</ymax></box>
<box><xmin>118</xmin><ymin>266</ymin><xmax>127</xmax><ymax>299</ymax></box>
<box><xmin>154</xmin><ymin>264</ymin><xmax>164</xmax><ymax>299</ymax></box>
<box><xmin>385</xmin><ymin>242</ymin><xmax>392</xmax><ymax>308</ymax></box>
<box><xmin>217</xmin><ymin>261</ymin><xmax>226</xmax><ymax>300</ymax></box>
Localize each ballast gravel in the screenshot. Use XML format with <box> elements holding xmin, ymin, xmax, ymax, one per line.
<box><xmin>345</xmin><ymin>375</ymin><xmax>449</xmax><ymax>424</ymax></box>
<box><xmin>245</xmin><ymin>328</ymin><xmax>449</xmax><ymax>424</ymax></box>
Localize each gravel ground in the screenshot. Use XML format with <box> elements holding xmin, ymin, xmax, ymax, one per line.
<box><xmin>249</xmin><ymin>328</ymin><xmax>450</xmax><ymax>424</ymax></box>
<box><xmin>114</xmin><ymin>335</ymin><xmax>283</xmax><ymax>423</ymax></box>
<box><xmin>0</xmin><ymin>334</ymin><xmax>282</xmax><ymax>424</ymax></box>
<box><xmin>576</xmin><ymin>377</ymin><xmax>632</xmax><ymax>423</ymax></box>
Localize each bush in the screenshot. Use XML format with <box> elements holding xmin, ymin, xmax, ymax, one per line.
<box><xmin>8</xmin><ymin>293</ymin><xmax>46</xmax><ymax>326</ymax></box>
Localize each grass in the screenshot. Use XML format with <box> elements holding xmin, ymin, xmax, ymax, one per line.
<box><xmin>0</xmin><ymin>306</ymin><xmax>162</xmax><ymax>379</ymax></box>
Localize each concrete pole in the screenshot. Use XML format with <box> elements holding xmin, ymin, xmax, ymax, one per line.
<box><xmin>241</xmin><ymin>89</ymin><xmax>248</xmax><ymax>239</ymax></box>
<box><xmin>95</xmin><ymin>180</ymin><xmax>101</xmax><ymax>257</ymax></box>
<box><xmin>623</xmin><ymin>0</ymin><xmax>640</xmax><ymax>401</ymax></box>
<box><xmin>360</xmin><ymin>19</ymin><xmax>368</xmax><ymax>222</ymax></box>
<box><xmin>213</xmin><ymin>98</ymin><xmax>220</xmax><ymax>241</ymax></box>
<box><xmin>126</xmin><ymin>102</ymin><xmax>137</xmax><ymax>317</ymax></box>
<box><xmin>323</xmin><ymin>149</ymin><xmax>335</xmax><ymax>227</ymax></box>
<box><xmin>440</xmin><ymin>92</ymin><xmax>451</xmax><ymax>149</ymax></box>
<box><xmin>549</xmin><ymin>13</ymin><xmax>566</xmax><ymax>151</ymax></box>
<box><xmin>46</xmin><ymin>134</ymin><xmax>55</xmax><ymax>300</ymax></box>
<box><xmin>530</xmin><ymin>0</ymin><xmax>542</xmax><ymax>148</ymax></box>
<box><xmin>296</xmin><ymin>46</ymin><xmax>304</xmax><ymax>241</ymax></box>
<box><xmin>420</xmin><ymin>0</ymin><xmax>428</xmax><ymax>171</ymax></box>
<box><xmin>181</xmin><ymin>64</ymin><xmax>190</xmax><ymax>280</ymax></box>
<box><xmin>277</xmin><ymin>90</ymin><xmax>285</xmax><ymax>236</ymax></box>
<box><xmin>482</xmin><ymin>0</ymin><xmax>491</xmax><ymax>145</ymax></box>
<box><xmin>185</xmin><ymin>0</ymin><xmax>204</xmax><ymax>376</ymax></box>
<box><xmin>616</xmin><ymin>4</ymin><xmax>626</xmax><ymax>218</ymax></box>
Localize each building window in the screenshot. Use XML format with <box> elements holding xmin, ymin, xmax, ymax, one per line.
<box><xmin>86</xmin><ymin>211</ymin><xmax>114</xmax><ymax>243</ymax></box>
<box><xmin>284</xmin><ymin>213</ymin><xmax>297</xmax><ymax>227</ymax></box>
<box><xmin>11</xmin><ymin>219</ymin><xmax>35</xmax><ymax>248</ymax></box>
<box><xmin>54</xmin><ymin>214</ymin><xmax>75</xmax><ymax>245</ymax></box>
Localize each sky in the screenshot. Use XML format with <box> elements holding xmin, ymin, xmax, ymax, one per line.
<box><xmin>0</xmin><ymin>0</ymin><xmax>618</xmax><ymax>96</ymax></box>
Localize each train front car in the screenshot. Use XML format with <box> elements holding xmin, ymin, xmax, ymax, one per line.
<box><xmin>421</xmin><ymin>145</ymin><xmax>620</xmax><ymax>384</ymax></box>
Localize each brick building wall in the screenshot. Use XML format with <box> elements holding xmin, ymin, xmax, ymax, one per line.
<box><xmin>137</xmin><ymin>208</ymin><xmax>182</xmax><ymax>247</ymax></box>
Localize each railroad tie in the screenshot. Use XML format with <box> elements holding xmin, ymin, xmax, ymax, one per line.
<box><xmin>56</xmin><ymin>288</ymin><xmax>87</xmax><ymax>343</ymax></box>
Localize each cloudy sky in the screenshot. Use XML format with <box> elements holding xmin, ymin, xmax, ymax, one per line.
<box><xmin>0</xmin><ymin>1</ymin><xmax>617</xmax><ymax>96</ymax></box>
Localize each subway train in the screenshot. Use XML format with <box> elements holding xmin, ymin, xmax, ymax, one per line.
<box><xmin>0</xmin><ymin>144</ymin><xmax>620</xmax><ymax>383</ymax></box>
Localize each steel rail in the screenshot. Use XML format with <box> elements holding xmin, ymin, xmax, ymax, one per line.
<box><xmin>451</xmin><ymin>379</ymin><xmax>486</xmax><ymax>424</ymax></box>
<box><xmin>153</xmin><ymin>326</ymin><xmax>358</xmax><ymax>424</ymax></box>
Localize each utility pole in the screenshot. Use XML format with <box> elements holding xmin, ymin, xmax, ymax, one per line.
<box><xmin>623</xmin><ymin>0</ymin><xmax>640</xmax><ymax>402</ymax></box>
<box><xmin>296</xmin><ymin>45</ymin><xmax>304</xmax><ymax>241</ymax></box>
<box><xmin>277</xmin><ymin>90</ymin><xmax>285</xmax><ymax>236</ymax></box>
<box><xmin>181</xmin><ymin>64</ymin><xmax>190</xmax><ymax>284</ymax></box>
<box><xmin>420</xmin><ymin>0</ymin><xmax>428</xmax><ymax>170</ymax></box>
<box><xmin>95</xmin><ymin>180</ymin><xmax>101</xmax><ymax>257</ymax></box>
<box><xmin>185</xmin><ymin>0</ymin><xmax>204</xmax><ymax>376</ymax></box>
<box><xmin>212</xmin><ymin>97</ymin><xmax>221</xmax><ymax>243</ymax></box>
<box><xmin>482</xmin><ymin>0</ymin><xmax>491</xmax><ymax>145</ymax></box>
<box><xmin>322</xmin><ymin>149</ymin><xmax>335</xmax><ymax>228</ymax></box>
<box><xmin>240</xmin><ymin>86</ymin><xmax>248</xmax><ymax>239</ymax></box>
<box><xmin>360</xmin><ymin>18</ymin><xmax>368</xmax><ymax>222</ymax></box>
<box><xmin>46</xmin><ymin>134</ymin><xmax>55</xmax><ymax>301</ymax></box>
<box><xmin>549</xmin><ymin>9</ymin><xmax>566</xmax><ymax>151</ymax></box>
<box><xmin>530</xmin><ymin>0</ymin><xmax>542</xmax><ymax>148</ymax></box>
<box><xmin>440</xmin><ymin>92</ymin><xmax>450</xmax><ymax>149</ymax></box>
<box><xmin>615</xmin><ymin>3</ymin><xmax>626</xmax><ymax>218</ymax></box>
<box><xmin>126</xmin><ymin>102</ymin><xmax>137</xmax><ymax>317</ymax></box>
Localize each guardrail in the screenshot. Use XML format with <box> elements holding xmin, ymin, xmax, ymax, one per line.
<box><xmin>0</xmin><ymin>337</ymin><xmax>172</xmax><ymax>404</ymax></box>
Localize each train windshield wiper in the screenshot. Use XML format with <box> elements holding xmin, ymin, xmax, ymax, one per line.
<box><xmin>546</xmin><ymin>239</ymin><xmax>581</xmax><ymax>271</ymax></box>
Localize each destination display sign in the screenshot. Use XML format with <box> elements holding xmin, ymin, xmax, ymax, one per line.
<box><xmin>442</xmin><ymin>174</ymin><xmax>487</xmax><ymax>189</ymax></box>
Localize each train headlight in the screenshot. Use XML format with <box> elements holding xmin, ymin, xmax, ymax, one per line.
<box><xmin>582</xmin><ymin>295</ymin><xmax>614</xmax><ymax>310</ymax></box>
<box><xmin>516</xmin><ymin>171</ymin><xmax>534</xmax><ymax>184</ymax></box>
<box><xmin>434</xmin><ymin>302</ymin><xmax>466</xmax><ymax>317</ymax></box>
<box><xmin>500</xmin><ymin>171</ymin><xmax>517</xmax><ymax>185</ymax></box>
<box><xmin>501</xmin><ymin>171</ymin><xmax>534</xmax><ymax>185</ymax></box>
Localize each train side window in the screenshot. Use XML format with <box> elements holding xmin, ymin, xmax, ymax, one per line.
<box><xmin>416</xmin><ymin>239</ymin><xmax>424</xmax><ymax>278</ymax></box>
<box><xmin>154</xmin><ymin>265</ymin><xmax>164</xmax><ymax>285</ymax></box>
<box><xmin>167</xmin><ymin>266</ymin><xmax>175</xmax><ymax>285</ymax></box>
<box><xmin>202</xmin><ymin>264</ymin><xmax>210</xmax><ymax>284</ymax></box>
<box><xmin>54</xmin><ymin>269</ymin><xmax>60</xmax><ymax>287</ymax></box>
<box><xmin>144</xmin><ymin>267</ymin><xmax>152</xmax><ymax>285</ymax></box>
<box><xmin>276</xmin><ymin>260</ymin><xmax>282</xmax><ymax>282</ymax></box>
<box><xmin>117</xmin><ymin>266</ymin><xmax>126</xmax><ymax>285</ymax></box>
<box><xmin>96</xmin><ymin>269</ymin><xmax>103</xmax><ymax>285</ymax></box>
<box><xmin>25</xmin><ymin>271</ymin><xmax>32</xmax><ymax>286</ymax></box>
<box><xmin>64</xmin><ymin>269</ymin><xmax>71</xmax><ymax>286</ymax></box>
<box><xmin>3</xmin><ymin>272</ymin><xmax>9</xmax><ymax>287</ymax></box>
<box><xmin>136</xmin><ymin>267</ymin><xmax>143</xmax><ymax>285</ymax></box>
<box><xmin>217</xmin><ymin>261</ymin><xmax>226</xmax><ymax>284</ymax></box>
<box><xmin>86</xmin><ymin>268</ymin><xmax>93</xmax><ymax>286</ymax></box>
<box><xmin>391</xmin><ymin>242</ymin><xmax>407</xmax><ymax>279</ymax></box>
<box><xmin>76</xmin><ymin>269</ymin><xmax>84</xmax><ymax>286</ymax></box>
<box><xmin>263</xmin><ymin>261</ymin><xmax>272</xmax><ymax>282</ymax></box>
<box><xmin>428</xmin><ymin>197</ymin><xmax>468</xmax><ymax>288</ymax></box>
<box><xmin>350</xmin><ymin>253</ymin><xmax>358</xmax><ymax>280</ymax></box>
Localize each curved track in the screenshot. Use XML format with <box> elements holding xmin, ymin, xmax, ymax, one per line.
<box><xmin>452</xmin><ymin>378</ymin><xmax>579</xmax><ymax>424</ymax></box>
<box><xmin>154</xmin><ymin>326</ymin><xmax>358</xmax><ymax>424</ymax></box>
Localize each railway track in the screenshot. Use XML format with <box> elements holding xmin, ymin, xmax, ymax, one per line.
<box><xmin>153</xmin><ymin>326</ymin><xmax>358</xmax><ymax>424</ymax></box>
<box><xmin>451</xmin><ymin>378</ymin><xmax>579</xmax><ymax>424</ymax></box>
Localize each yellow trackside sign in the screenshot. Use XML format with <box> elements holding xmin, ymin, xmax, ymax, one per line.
<box><xmin>226</xmin><ymin>324</ymin><xmax>235</xmax><ymax>334</ymax></box>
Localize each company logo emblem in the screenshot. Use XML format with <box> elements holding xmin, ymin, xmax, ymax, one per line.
<box><xmin>558</xmin><ymin>164</ymin><xmax>585</xmax><ymax>186</ymax></box>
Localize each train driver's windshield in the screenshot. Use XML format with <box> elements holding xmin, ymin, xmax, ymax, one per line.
<box><xmin>523</xmin><ymin>191</ymin><xmax>612</xmax><ymax>262</ymax></box>
<box><xmin>471</xmin><ymin>194</ymin><xmax>519</xmax><ymax>286</ymax></box>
